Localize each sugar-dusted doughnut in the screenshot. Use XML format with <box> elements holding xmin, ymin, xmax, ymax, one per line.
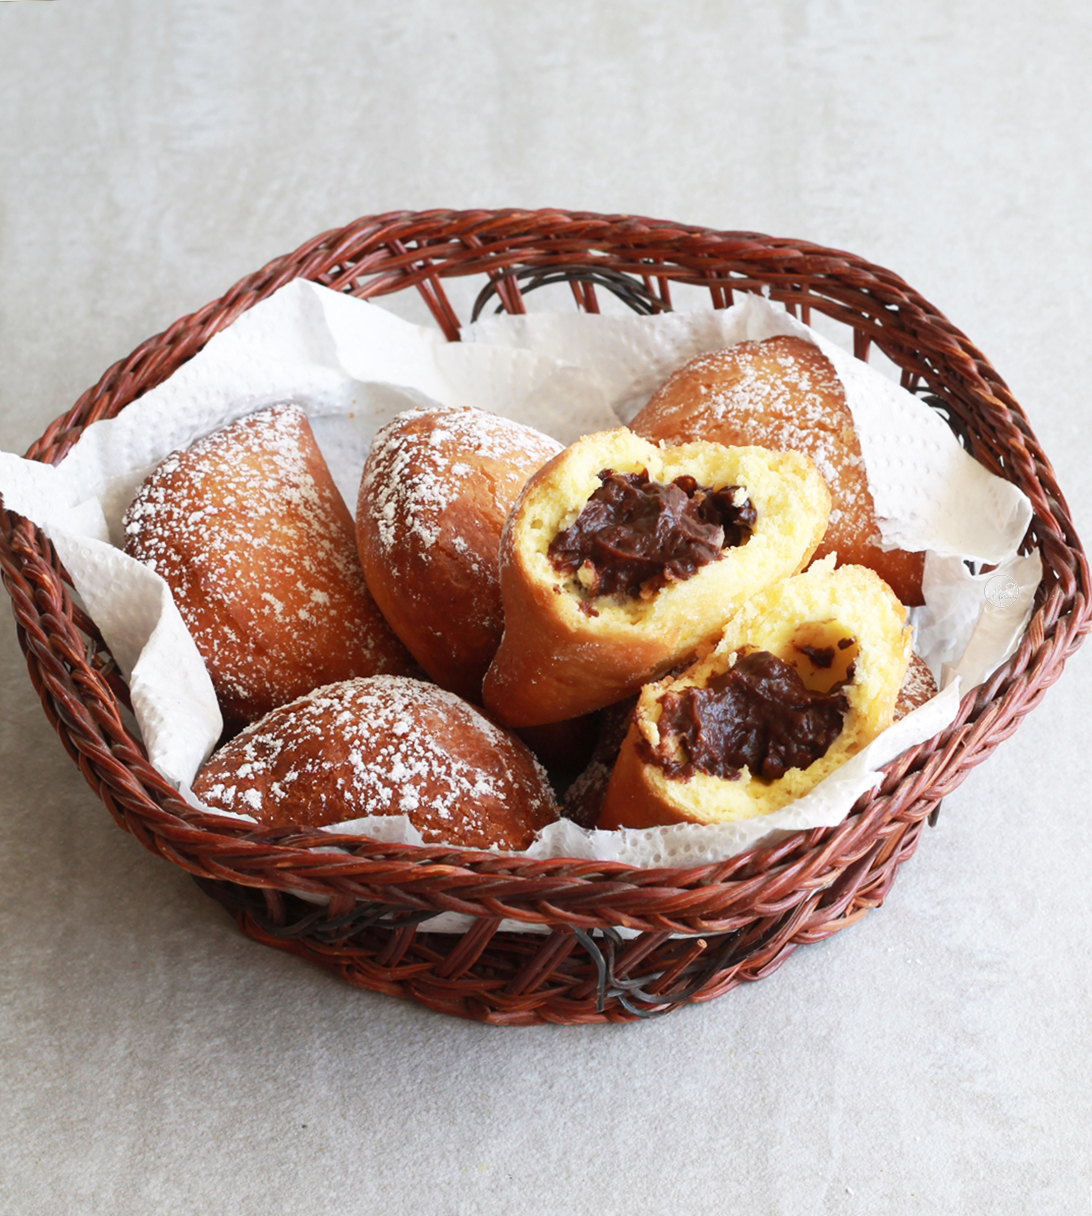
<box><xmin>123</xmin><ymin>404</ymin><xmax>418</xmax><ymax>732</ymax></box>
<box><xmin>356</xmin><ymin>405</ymin><xmax>561</xmax><ymax>702</ymax></box>
<box><xmin>598</xmin><ymin>560</ymin><xmax>912</xmax><ymax>829</ymax></box>
<box><xmin>191</xmin><ymin>676</ymin><xmax>559</xmax><ymax>851</ymax></box>
<box><xmin>630</xmin><ymin>336</ymin><xmax>926</xmax><ymax>605</ymax></box>
<box><xmin>482</xmin><ymin>428</ymin><xmax>831</xmax><ymax>727</ymax></box>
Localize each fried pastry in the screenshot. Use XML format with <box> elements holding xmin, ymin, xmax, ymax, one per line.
<box><xmin>598</xmin><ymin>560</ymin><xmax>912</xmax><ymax>829</ymax></box>
<box><xmin>631</xmin><ymin>336</ymin><xmax>926</xmax><ymax>605</ymax></box>
<box><xmin>192</xmin><ymin>675</ymin><xmax>558</xmax><ymax>850</ymax></box>
<box><xmin>123</xmin><ymin>404</ymin><xmax>417</xmax><ymax>732</ymax></box>
<box><xmin>482</xmin><ymin>427</ymin><xmax>831</xmax><ymax>726</ymax></box>
<box><xmin>356</xmin><ymin>405</ymin><xmax>561</xmax><ymax>702</ymax></box>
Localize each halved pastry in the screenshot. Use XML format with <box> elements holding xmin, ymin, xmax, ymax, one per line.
<box><xmin>598</xmin><ymin>560</ymin><xmax>912</xmax><ymax>829</ymax></box>
<box><xmin>481</xmin><ymin>428</ymin><xmax>831</xmax><ymax>727</ymax></box>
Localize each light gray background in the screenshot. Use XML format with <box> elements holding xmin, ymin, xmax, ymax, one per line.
<box><xmin>2</xmin><ymin>3</ymin><xmax>1091</xmax><ymax>1214</ymax></box>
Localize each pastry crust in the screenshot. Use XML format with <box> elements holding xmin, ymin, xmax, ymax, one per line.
<box><xmin>893</xmin><ymin>652</ymin><xmax>937</xmax><ymax>721</ymax></box>
<box><xmin>598</xmin><ymin>560</ymin><xmax>912</xmax><ymax>829</ymax></box>
<box><xmin>123</xmin><ymin>404</ymin><xmax>417</xmax><ymax>732</ymax></box>
<box><xmin>482</xmin><ymin>428</ymin><xmax>831</xmax><ymax>727</ymax></box>
<box><xmin>191</xmin><ymin>676</ymin><xmax>559</xmax><ymax>851</ymax></box>
<box><xmin>356</xmin><ymin>405</ymin><xmax>561</xmax><ymax>702</ymax></box>
<box><xmin>631</xmin><ymin>336</ymin><xmax>926</xmax><ymax>605</ymax></box>
<box><xmin>560</xmin><ymin>697</ymin><xmax>637</xmax><ymax>829</ymax></box>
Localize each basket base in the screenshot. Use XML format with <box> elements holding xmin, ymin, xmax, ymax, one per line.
<box><xmin>192</xmin><ymin>813</ymin><xmax>929</xmax><ymax>1026</ymax></box>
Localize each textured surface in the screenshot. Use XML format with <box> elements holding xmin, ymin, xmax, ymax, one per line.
<box><xmin>3</xmin><ymin>3</ymin><xmax>1092</xmax><ymax>1214</ymax></box>
<box><xmin>123</xmin><ymin>403</ymin><xmax>416</xmax><ymax>727</ymax></box>
<box><xmin>357</xmin><ymin>405</ymin><xmax>562</xmax><ymax>699</ymax></box>
<box><xmin>192</xmin><ymin>674</ymin><xmax>557</xmax><ymax>847</ymax></box>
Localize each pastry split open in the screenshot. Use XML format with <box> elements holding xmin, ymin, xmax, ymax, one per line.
<box><xmin>482</xmin><ymin>427</ymin><xmax>831</xmax><ymax>726</ymax></box>
<box><xmin>598</xmin><ymin>560</ymin><xmax>912</xmax><ymax>829</ymax></box>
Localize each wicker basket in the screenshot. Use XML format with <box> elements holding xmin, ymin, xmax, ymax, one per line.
<box><xmin>2</xmin><ymin>209</ymin><xmax>1088</xmax><ymax>1025</ymax></box>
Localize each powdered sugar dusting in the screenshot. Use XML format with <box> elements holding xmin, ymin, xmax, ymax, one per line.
<box><xmin>356</xmin><ymin>406</ymin><xmax>562</xmax><ymax>693</ymax></box>
<box><xmin>637</xmin><ymin>337</ymin><xmax>880</xmax><ymax>562</ymax></box>
<box><xmin>893</xmin><ymin>654</ymin><xmax>937</xmax><ymax>720</ymax></box>
<box><xmin>123</xmin><ymin>403</ymin><xmax>412</xmax><ymax>724</ymax></box>
<box><xmin>360</xmin><ymin>405</ymin><xmax>561</xmax><ymax>564</ymax></box>
<box><xmin>192</xmin><ymin>675</ymin><xmax>557</xmax><ymax>849</ymax></box>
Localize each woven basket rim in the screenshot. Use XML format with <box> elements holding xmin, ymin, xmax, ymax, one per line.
<box><xmin>2</xmin><ymin>207</ymin><xmax>1089</xmax><ymax>938</ymax></box>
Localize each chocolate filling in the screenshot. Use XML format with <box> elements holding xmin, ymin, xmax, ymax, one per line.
<box><xmin>547</xmin><ymin>468</ymin><xmax>756</xmax><ymax>600</ymax></box>
<box><xmin>794</xmin><ymin>642</ymin><xmax>835</xmax><ymax>669</ymax></box>
<box><xmin>645</xmin><ymin>650</ymin><xmax>849</xmax><ymax>782</ymax></box>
